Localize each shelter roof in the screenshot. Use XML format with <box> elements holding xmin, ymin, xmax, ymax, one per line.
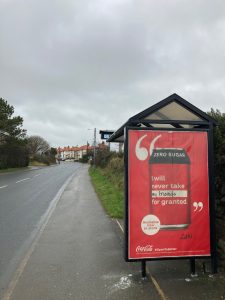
<box><xmin>108</xmin><ymin>93</ymin><xmax>216</xmax><ymax>143</ymax></box>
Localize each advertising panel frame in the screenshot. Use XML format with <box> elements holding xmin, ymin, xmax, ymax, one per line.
<box><xmin>124</xmin><ymin>126</ymin><xmax>216</xmax><ymax>271</ymax></box>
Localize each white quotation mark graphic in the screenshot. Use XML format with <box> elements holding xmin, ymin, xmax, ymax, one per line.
<box><xmin>135</xmin><ymin>134</ymin><xmax>148</xmax><ymax>161</ymax></box>
<box><xmin>193</xmin><ymin>202</ymin><xmax>203</xmax><ymax>212</ymax></box>
<box><xmin>135</xmin><ymin>134</ymin><xmax>161</xmax><ymax>161</ymax></box>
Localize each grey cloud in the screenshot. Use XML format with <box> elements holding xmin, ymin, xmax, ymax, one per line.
<box><xmin>1</xmin><ymin>0</ymin><xmax>225</xmax><ymax>146</ymax></box>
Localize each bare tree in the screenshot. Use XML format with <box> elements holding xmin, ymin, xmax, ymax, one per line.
<box><xmin>27</xmin><ymin>135</ymin><xmax>50</xmax><ymax>158</ymax></box>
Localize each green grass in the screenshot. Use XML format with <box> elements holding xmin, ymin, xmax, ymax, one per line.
<box><xmin>89</xmin><ymin>167</ymin><xmax>124</xmax><ymax>218</ymax></box>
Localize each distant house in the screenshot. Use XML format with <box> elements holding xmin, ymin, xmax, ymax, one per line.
<box><xmin>57</xmin><ymin>146</ymin><xmax>79</xmax><ymax>160</ymax></box>
<box><xmin>57</xmin><ymin>142</ymin><xmax>108</xmax><ymax>161</ymax></box>
<box><xmin>76</xmin><ymin>145</ymin><xmax>92</xmax><ymax>161</ymax></box>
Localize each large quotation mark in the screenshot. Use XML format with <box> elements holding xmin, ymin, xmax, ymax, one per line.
<box><xmin>193</xmin><ymin>202</ymin><xmax>203</xmax><ymax>212</ymax></box>
<box><xmin>135</xmin><ymin>135</ymin><xmax>148</xmax><ymax>161</ymax></box>
<box><xmin>135</xmin><ymin>134</ymin><xmax>161</xmax><ymax>161</ymax></box>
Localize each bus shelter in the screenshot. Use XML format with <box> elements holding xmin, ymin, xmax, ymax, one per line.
<box><xmin>107</xmin><ymin>93</ymin><xmax>217</xmax><ymax>276</ymax></box>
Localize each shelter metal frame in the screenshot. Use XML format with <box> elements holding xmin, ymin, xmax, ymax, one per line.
<box><xmin>108</xmin><ymin>93</ymin><xmax>217</xmax><ymax>276</ymax></box>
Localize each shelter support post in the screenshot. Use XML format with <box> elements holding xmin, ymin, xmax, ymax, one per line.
<box><xmin>141</xmin><ymin>260</ymin><xmax>146</xmax><ymax>278</ymax></box>
<box><xmin>190</xmin><ymin>258</ymin><xmax>196</xmax><ymax>275</ymax></box>
<box><xmin>208</xmin><ymin>123</ymin><xmax>217</xmax><ymax>274</ymax></box>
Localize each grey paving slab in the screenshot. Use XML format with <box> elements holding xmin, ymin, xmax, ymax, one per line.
<box><xmin>117</xmin><ymin>218</ymin><xmax>225</xmax><ymax>300</ymax></box>
<box><xmin>147</xmin><ymin>259</ymin><xmax>225</xmax><ymax>300</ymax></box>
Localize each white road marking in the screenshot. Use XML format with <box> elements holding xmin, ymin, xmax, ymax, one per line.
<box><xmin>15</xmin><ymin>178</ymin><xmax>30</xmax><ymax>184</ymax></box>
<box><xmin>0</xmin><ymin>185</ymin><xmax>8</xmax><ymax>189</ymax></box>
<box><xmin>0</xmin><ymin>174</ymin><xmax>40</xmax><ymax>189</ymax></box>
<box><xmin>1</xmin><ymin>172</ymin><xmax>76</xmax><ymax>300</ymax></box>
<box><xmin>33</xmin><ymin>174</ymin><xmax>41</xmax><ymax>177</ymax></box>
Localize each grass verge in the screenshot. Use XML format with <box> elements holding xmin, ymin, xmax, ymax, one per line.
<box><xmin>29</xmin><ymin>160</ymin><xmax>48</xmax><ymax>166</ymax></box>
<box><xmin>89</xmin><ymin>167</ymin><xmax>124</xmax><ymax>218</ymax></box>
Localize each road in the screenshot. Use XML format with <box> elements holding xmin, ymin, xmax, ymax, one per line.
<box><xmin>4</xmin><ymin>165</ymin><xmax>159</xmax><ymax>300</ymax></box>
<box><xmin>1</xmin><ymin>164</ymin><xmax>225</xmax><ymax>300</ymax></box>
<box><xmin>0</xmin><ymin>162</ymin><xmax>81</xmax><ymax>297</ymax></box>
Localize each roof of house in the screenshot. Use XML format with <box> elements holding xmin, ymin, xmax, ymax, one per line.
<box><xmin>57</xmin><ymin>145</ymin><xmax>98</xmax><ymax>152</ymax></box>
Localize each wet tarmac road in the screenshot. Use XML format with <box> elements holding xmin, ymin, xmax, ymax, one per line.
<box><xmin>0</xmin><ymin>162</ymin><xmax>81</xmax><ymax>298</ymax></box>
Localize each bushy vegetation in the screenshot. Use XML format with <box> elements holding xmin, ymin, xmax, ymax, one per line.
<box><xmin>93</xmin><ymin>148</ymin><xmax>124</xmax><ymax>189</ymax></box>
<box><xmin>208</xmin><ymin>109</ymin><xmax>225</xmax><ymax>199</ymax></box>
<box><xmin>31</xmin><ymin>147</ymin><xmax>57</xmax><ymax>166</ymax></box>
<box><xmin>79</xmin><ymin>153</ymin><xmax>89</xmax><ymax>163</ymax></box>
<box><xmin>104</xmin><ymin>155</ymin><xmax>124</xmax><ymax>189</ymax></box>
<box><xmin>94</xmin><ymin>148</ymin><xmax>116</xmax><ymax>168</ymax></box>
<box><xmin>0</xmin><ymin>97</ymin><xmax>56</xmax><ymax>169</ymax></box>
<box><xmin>27</xmin><ymin>135</ymin><xmax>50</xmax><ymax>158</ymax></box>
<box><xmin>0</xmin><ymin>144</ymin><xmax>29</xmax><ymax>169</ymax></box>
<box><xmin>0</xmin><ymin>98</ymin><xmax>29</xmax><ymax>169</ymax></box>
<box><xmin>89</xmin><ymin>148</ymin><xmax>124</xmax><ymax>218</ymax></box>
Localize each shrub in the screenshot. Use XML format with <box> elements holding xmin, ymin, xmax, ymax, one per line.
<box><xmin>208</xmin><ymin>109</ymin><xmax>225</xmax><ymax>199</ymax></box>
<box><xmin>79</xmin><ymin>154</ymin><xmax>89</xmax><ymax>163</ymax></box>
<box><xmin>92</xmin><ymin>148</ymin><xmax>124</xmax><ymax>190</ymax></box>
<box><xmin>0</xmin><ymin>144</ymin><xmax>29</xmax><ymax>169</ymax></box>
<box><xmin>32</xmin><ymin>153</ymin><xmax>56</xmax><ymax>166</ymax></box>
<box><xmin>94</xmin><ymin>148</ymin><xmax>115</xmax><ymax>168</ymax></box>
<box><xmin>107</xmin><ymin>156</ymin><xmax>124</xmax><ymax>174</ymax></box>
<box><xmin>105</xmin><ymin>156</ymin><xmax>124</xmax><ymax>189</ymax></box>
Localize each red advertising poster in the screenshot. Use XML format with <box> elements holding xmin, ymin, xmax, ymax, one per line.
<box><xmin>127</xmin><ymin>129</ymin><xmax>210</xmax><ymax>260</ymax></box>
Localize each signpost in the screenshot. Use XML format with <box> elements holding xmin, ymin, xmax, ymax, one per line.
<box><xmin>99</xmin><ymin>130</ymin><xmax>114</xmax><ymax>140</ymax></box>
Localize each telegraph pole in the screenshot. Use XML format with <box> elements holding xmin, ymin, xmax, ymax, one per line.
<box><xmin>88</xmin><ymin>128</ymin><xmax>97</xmax><ymax>167</ymax></box>
<box><xmin>93</xmin><ymin>127</ymin><xmax>96</xmax><ymax>167</ymax></box>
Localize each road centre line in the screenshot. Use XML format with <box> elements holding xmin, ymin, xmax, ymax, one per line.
<box><xmin>0</xmin><ymin>185</ymin><xmax>8</xmax><ymax>189</ymax></box>
<box><xmin>115</xmin><ymin>218</ymin><xmax>169</xmax><ymax>300</ymax></box>
<box><xmin>1</xmin><ymin>174</ymin><xmax>40</xmax><ymax>189</ymax></box>
<box><xmin>16</xmin><ymin>178</ymin><xmax>30</xmax><ymax>184</ymax></box>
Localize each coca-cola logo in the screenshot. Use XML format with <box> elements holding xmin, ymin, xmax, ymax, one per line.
<box><xmin>136</xmin><ymin>245</ymin><xmax>153</xmax><ymax>253</ymax></box>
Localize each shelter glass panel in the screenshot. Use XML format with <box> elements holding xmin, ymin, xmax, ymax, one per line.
<box><xmin>144</xmin><ymin>101</ymin><xmax>204</xmax><ymax>121</ymax></box>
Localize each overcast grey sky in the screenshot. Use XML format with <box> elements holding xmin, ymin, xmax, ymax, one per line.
<box><xmin>1</xmin><ymin>0</ymin><xmax>225</xmax><ymax>147</ymax></box>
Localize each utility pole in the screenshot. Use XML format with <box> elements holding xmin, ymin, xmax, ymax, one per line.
<box><xmin>93</xmin><ymin>127</ymin><xmax>96</xmax><ymax>167</ymax></box>
<box><xmin>88</xmin><ymin>128</ymin><xmax>97</xmax><ymax>167</ymax></box>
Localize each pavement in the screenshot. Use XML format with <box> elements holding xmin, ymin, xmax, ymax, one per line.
<box><xmin>1</xmin><ymin>165</ymin><xmax>225</xmax><ymax>300</ymax></box>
